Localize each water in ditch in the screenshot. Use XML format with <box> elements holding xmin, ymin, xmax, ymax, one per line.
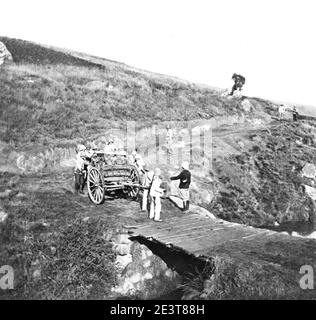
<box><xmin>262</xmin><ymin>219</ymin><xmax>316</xmax><ymax>239</ymax></box>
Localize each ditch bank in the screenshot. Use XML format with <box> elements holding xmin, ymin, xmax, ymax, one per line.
<box><xmin>109</xmin><ymin>232</ymin><xmax>214</xmax><ymax>300</ymax></box>
<box><xmin>109</xmin><ymin>226</ymin><xmax>316</xmax><ymax>300</ymax></box>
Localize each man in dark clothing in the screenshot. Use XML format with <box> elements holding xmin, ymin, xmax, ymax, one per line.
<box><xmin>292</xmin><ymin>106</ymin><xmax>299</xmax><ymax>122</ymax></box>
<box><xmin>170</xmin><ymin>161</ymin><xmax>191</xmax><ymax>211</ymax></box>
<box><xmin>230</xmin><ymin>73</ymin><xmax>246</xmax><ymax>96</ymax></box>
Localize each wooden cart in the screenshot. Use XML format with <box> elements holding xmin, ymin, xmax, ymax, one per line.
<box><xmin>86</xmin><ymin>151</ymin><xmax>142</xmax><ymax>204</ymax></box>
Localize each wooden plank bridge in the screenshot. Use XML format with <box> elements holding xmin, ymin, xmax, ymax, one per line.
<box><xmin>127</xmin><ymin>205</ymin><xmax>289</xmax><ymax>258</ymax></box>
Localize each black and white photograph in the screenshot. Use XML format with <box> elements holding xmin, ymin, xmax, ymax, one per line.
<box><xmin>1</xmin><ymin>0</ymin><xmax>316</xmax><ymax>307</ymax></box>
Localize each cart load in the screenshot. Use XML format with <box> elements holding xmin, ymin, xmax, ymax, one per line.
<box><xmin>86</xmin><ymin>150</ymin><xmax>142</xmax><ymax>204</ymax></box>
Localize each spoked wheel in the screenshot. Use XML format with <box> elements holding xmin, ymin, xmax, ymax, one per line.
<box><xmin>87</xmin><ymin>167</ymin><xmax>105</xmax><ymax>204</ymax></box>
<box><xmin>124</xmin><ymin>166</ymin><xmax>141</xmax><ymax>199</ymax></box>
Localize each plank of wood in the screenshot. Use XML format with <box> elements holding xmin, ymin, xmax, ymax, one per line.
<box><xmin>157</xmin><ymin>226</ymin><xmax>230</xmax><ymax>242</ymax></box>
<box><xmin>144</xmin><ymin>221</ymin><xmax>217</xmax><ymax>239</ymax></box>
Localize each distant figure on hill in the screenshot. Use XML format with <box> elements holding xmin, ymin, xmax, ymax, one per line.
<box><xmin>166</xmin><ymin>124</ymin><xmax>174</xmax><ymax>155</ymax></box>
<box><xmin>278</xmin><ymin>104</ymin><xmax>287</xmax><ymax>120</ymax></box>
<box><xmin>292</xmin><ymin>106</ymin><xmax>299</xmax><ymax>122</ymax></box>
<box><xmin>230</xmin><ymin>73</ymin><xmax>246</xmax><ymax>96</ymax></box>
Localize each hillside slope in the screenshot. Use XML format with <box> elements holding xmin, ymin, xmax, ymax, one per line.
<box><xmin>0</xmin><ymin>37</ymin><xmax>273</xmax><ymax>148</ymax></box>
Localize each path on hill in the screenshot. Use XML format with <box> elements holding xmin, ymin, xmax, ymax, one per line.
<box><xmin>139</xmin><ymin>117</ymin><xmax>281</xmax><ymax>168</ymax></box>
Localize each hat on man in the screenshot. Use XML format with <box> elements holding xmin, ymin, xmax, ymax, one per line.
<box><xmin>181</xmin><ymin>161</ymin><xmax>189</xmax><ymax>170</ymax></box>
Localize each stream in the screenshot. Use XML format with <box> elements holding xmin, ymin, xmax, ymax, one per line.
<box><xmin>262</xmin><ymin>220</ymin><xmax>316</xmax><ymax>239</ymax></box>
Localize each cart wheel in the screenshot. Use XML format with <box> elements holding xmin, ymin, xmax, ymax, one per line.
<box><xmin>126</xmin><ymin>166</ymin><xmax>141</xmax><ymax>199</ymax></box>
<box><xmin>87</xmin><ymin>167</ymin><xmax>105</xmax><ymax>204</ymax></box>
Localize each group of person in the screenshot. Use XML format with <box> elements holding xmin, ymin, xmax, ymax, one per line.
<box><xmin>278</xmin><ymin>104</ymin><xmax>299</xmax><ymax>122</ymax></box>
<box><xmin>141</xmin><ymin>161</ymin><xmax>191</xmax><ymax>222</ymax></box>
<box><xmin>74</xmin><ymin>138</ymin><xmax>192</xmax><ymax>222</ymax></box>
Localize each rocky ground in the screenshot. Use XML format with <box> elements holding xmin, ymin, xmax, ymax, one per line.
<box><xmin>209</xmin><ymin>120</ymin><xmax>316</xmax><ymax>227</ymax></box>
<box><xmin>0</xmin><ymin>171</ymin><xmax>185</xmax><ymax>299</ymax></box>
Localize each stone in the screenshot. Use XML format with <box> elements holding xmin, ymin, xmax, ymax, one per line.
<box><xmin>112</xmin><ymin>279</ymin><xmax>135</xmax><ymax>295</ymax></box>
<box><xmin>200</xmin><ymin>190</ymin><xmax>213</xmax><ymax>203</ymax></box>
<box><xmin>203</xmin><ymin>279</ymin><xmax>213</xmax><ymax>290</ymax></box>
<box><xmin>200</xmin><ymin>292</ymin><xmax>208</xmax><ymax>299</ymax></box>
<box><xmin>129</xmin><ymin>273</ymin><xmax>142</xmax><ymax>284</ymax></box>
<box><xmin>141</xmin><ymin>249</ymin><xmax>147</xmax><ymax>260</ymax></box>
<box><xmin>85</xmin><ymin>81</ymin><xmax>108</xmax><ymax>90</ymax></box>
<box><xmin>303</xmin><ymin>185</ymin><xmax>316</xmax><ymax>201</ymax></box>
<box><xmin>0</xmin><ymin>211</ymin><xmax>8</xmax><ymax>224</ymax></box>
<box><xmin>237</xmin><ymin>141</ymin><xmax>245</xmax><ymax>150</ymax></box>
<box><xmin>143</xmin><ymin>260</ymin><xmax>151</xmax><ymax>268</ymax></box>
<box><xmin>241</xmin><ymin>99</ymin><xmax>253</xmax><ymax>112</ymax></box>
<box><xmin>155</xmin><ymin>269</ymin><xmax>161</xmax><ymax>277</ymax></box>
<box><xmin>16</xmin><ymin>192</ymin><xmax>26</xmax><ymax>199</ymax></box>
<box><xmin>0</xmin><ymin>41</ymin><xmax>13</xmax><ymax>66</ymax></box>
<box><xmin>113</xmin><ymin>243</ymin><xmax>131</xmax><ymax>256</ymax></box>
<box><xmin>33</xmin><ymin>269</ymin><xmax>41</xmax><ymax>281</ymax></box>
<box><xmin>0</xmin><ymin>189</ymin><xmax>12</xmax><ymax>199</ymax></box>
<box><xmin>112</xmin><ymin>233</ymin><xmax>131</xmax><ymax>244</ymax></box>
<box><xmin>143</xmin><ymin>272</ymin><xmax>153</xmax><ymax>280</ymax></box>
<box><xmin>302</xmin><ymin>163</ymin><xmax>316</xmax><ymax>179</ymax></box>
<box><xmin>28</xmin><ymin>222</ymin><xmax>49</xmax><ymax>232</ymax></box>
<box><xmin>165</xmin><ymin>269</ymin><xmax>174</xmax><ymax>278</ymax></box>
<box><xmin>115</xmin><ymin>254</ymin><xmax>132</xmax><ymax>268</ymax></box>
<box><xmin>135</xmin><ymin>282</ymin><xmax>143</xmax><ymax>291</ymax></box>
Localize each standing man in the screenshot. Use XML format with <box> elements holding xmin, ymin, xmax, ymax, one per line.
<box><xmin>170</xmin><ymin>161</ymin><xmax>191</xmax><ymax>211</ymax></box>
<box><xmin>292</xmin><ymin>106</ymin><xmax>299</xmax><ymax>122</ymax></box>
<box><xmin>142</xmin><ymin>169</ymin><xmax>154</xmax><ymax>212</ymax></box>
<box><xmin>149</xmin><ymin>168</ymin><xmax>165</xmax><ymax>222</ymax></box>
<box><xmin>129</xmin><ymin>149</ymin><xmax>145</xmax><ymax>173</ymax></box>
<box><xmin>74</xmin><ymin>144</ymin><xmax>89</xmax><ymax>195</ymax></box>
<box><xmin>278</xmin><ymin>104</ymin><xmax>286</xmax><ymax>120</ymax></box>
<box><xmin>166</xmin><ymin>124</ymin><xmax>174</xmax><ymax>155</ymax></box>
<box><xmin>230</xmin><ymin>73</ymin><xmax>246</xmax><ymax>96</ymax></box>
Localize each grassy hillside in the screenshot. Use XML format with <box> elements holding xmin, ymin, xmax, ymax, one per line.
<box><xmin>2</xmin><ymin>37</ymin><xmax>316</xmax><ymax>300</ymax></box>
<box><xmin>0</xmin><ymin>37</ymin><xmax>270</xmax><ymax>148</ymax></box>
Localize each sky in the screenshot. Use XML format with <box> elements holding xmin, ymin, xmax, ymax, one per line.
<box><xmin>1</xmin><ymin>0</ymin><xmax>316</xmax><ymax>106</ymax></box>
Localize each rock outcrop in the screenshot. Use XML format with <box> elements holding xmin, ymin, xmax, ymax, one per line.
<box><xmin>110</xmin><ymin>235</ymin><xmax>180</xmax><ymax>299</ymax></box>
<box><xmin>0</xmin><ymin>41</ymin><xmax>13</xmax><ymax>65</ymax></box>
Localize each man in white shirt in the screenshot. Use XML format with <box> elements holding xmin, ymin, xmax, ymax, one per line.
<box><xmin>149</xmin><ymin>168</ymin><xmax>165</xmax><ymax>221</ymax></box>
<box><xmin>142</xmin><ymin>169</ymin><xmax>154</xmax><ymax>212</ymax></box>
